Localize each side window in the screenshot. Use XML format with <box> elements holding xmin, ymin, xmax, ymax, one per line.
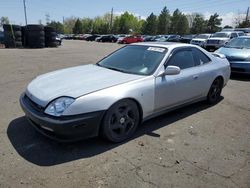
<box><xmin>231</xmin><ymin>33</ymin><xmax>237</xmax><ymax>38</ymax></box>
<box><xmin>168</xmin><ymin>49</ymin><xmax>195</xmax><ymax>69</ymax></box>
<box><xmin>192</xmin><ymin>48</ymin><xmax>211</xmax><ymax>65</ymax></box>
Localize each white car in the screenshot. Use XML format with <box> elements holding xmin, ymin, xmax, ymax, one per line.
<box><xmin>190</xmin><ymin>34</ymin><xmax>212</xmax><ymax>47</ymax></box>
<box><xmin>20</xmin><ymin>43</ymin><xmax>230</xmax><ymax>142</ymax></box>
<box><xmin>205</xmin><ymin>31</ymin><xmax>239</xmax><ymax>51</ymax></box>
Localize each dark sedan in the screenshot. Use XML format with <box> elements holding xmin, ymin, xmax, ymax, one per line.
<box><xmin>96</xmin><ymin>35</ymin><xmax>117</xmax><ymax>43</ymax></box>
<box><xmin>86</xmin><ymin>34</ymin><xmax>100</xmax><ymax>41</ymax></box>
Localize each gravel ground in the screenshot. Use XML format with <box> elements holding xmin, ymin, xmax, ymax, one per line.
<box><xmin>0</xmin><ymin>40</ymin><xmax>249</xmax><ymax>188</ymax></box>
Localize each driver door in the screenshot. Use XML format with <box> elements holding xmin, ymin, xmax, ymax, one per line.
<box><xmin>155</xmin><ymin>47</ymin><xmax>203</xmax><ymax>111</ymax></box>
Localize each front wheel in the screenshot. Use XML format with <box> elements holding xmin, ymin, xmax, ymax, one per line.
<box><xmin>101</xmin><ymin>99</ymin><xmax>140</xmax><ymax>142</ymax></box>
<box><xmin>207</xmin><ymin>78</ymin><xmax>223</xmax><ymax>104</ymax></box>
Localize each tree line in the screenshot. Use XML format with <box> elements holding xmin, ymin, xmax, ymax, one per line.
<box><xmin>48</xmin><ymin>7</ymin><xmax>224</xmax><ymax>35</ymax></box>
<box><xmin>1</xmin><ymin>6</ymin><xmax>250</xmax><ymax>35</ymax></box>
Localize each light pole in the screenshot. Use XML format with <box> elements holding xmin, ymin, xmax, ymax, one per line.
<box><xmin>23</xmin><ymin>0</ymin><xmax>28</xmax><ymax>25</ymax></box>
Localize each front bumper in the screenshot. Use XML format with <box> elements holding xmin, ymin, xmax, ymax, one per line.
<box><xmin>230</xmin><ymin>61</ymin><xmax>250</xmax><ymax>75</ymax></box>
<box><xmin>20</xmin><ymin>93</ymin><xmax>105</xmax><ymax>142</ymax></box>
<box><xmin>205</xmin><ymin>44</ymin><xmax>223</xmax><ymax>50</ymax></box>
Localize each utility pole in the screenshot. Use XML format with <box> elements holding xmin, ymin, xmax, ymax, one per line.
<box><xmin>246</xmin><ymin>7</ymin><xmax>249</xmax><ymax>22</ymax></box>
<box><xmin>110</xmin><ymin>7</ymin><xmax>113</xmax><ymax>33</ymax></box>
<box><xmin>23</xmin><ymin>0</ymin><xmax>28</xmax><ymax>25</ymax></box>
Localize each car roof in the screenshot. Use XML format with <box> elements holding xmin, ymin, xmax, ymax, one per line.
<box><xmin>216</xmin><ymin>31</ymin><xmax>237</xmax><ymax>34</ymax></box>
<box><xmin>132</xmin><ymin>42</ymin><xmax>196</xmax><ymax>49</ymax></box>
<box><xmin>238</xmin><ymin>36</ymin><xmax>250</xmax><ymax>39</ymax></box>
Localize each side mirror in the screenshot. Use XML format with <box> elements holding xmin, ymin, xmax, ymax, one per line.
<box><xmin>158</xmin><ymin>66</ymin><xmax>181</xmax><ymax>76</ymax></box>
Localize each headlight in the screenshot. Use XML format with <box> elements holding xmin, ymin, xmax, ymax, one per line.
<box><xmin>45</xmin><ymin>97</ymin><xmax>75</xmax><ymax>116</ymax></box>
<box><xmin>220</xmin><ymin>40</ymin><xmax>226</xmax><ymax>44</ymax></box>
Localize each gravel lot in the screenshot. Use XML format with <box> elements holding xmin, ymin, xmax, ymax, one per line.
<box><xmin>0</xmin><ymin>40</ymin><xmax>249</xmax><ymax>188</ymax></box>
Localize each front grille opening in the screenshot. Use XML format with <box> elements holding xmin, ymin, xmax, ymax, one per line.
<box><xmin>24</xmin><ymin>94</ymin><xmax>44</xmax><ymax>113</ymax></box>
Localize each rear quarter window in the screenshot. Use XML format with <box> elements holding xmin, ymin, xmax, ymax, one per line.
<box><xmin>192</xmin><ymin>48</ymin><xmax>211</xmax><ymax>66</ymax></box>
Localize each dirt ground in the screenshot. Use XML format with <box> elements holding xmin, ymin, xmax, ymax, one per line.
<box><xmin>0</xmin><ymin>40</ymin><xmax>249</xmax><ymax>188</ymax></box>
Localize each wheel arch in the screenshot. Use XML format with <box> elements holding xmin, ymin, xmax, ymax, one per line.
<box><xmin>214</xmin><ymin>75</ymin><xmax>224</xmax><ymax>86</ymax></box>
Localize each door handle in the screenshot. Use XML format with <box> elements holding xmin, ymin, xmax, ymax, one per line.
<box><xmin>193</xmin><ymin>75</ymin><xmax>199</xmax><ymax>80</ymax></box>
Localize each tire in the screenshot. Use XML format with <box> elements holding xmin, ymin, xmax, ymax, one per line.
<box><xmin>3</xmin><ymin>24</ymin><xmax>21</xmax><ymax>31</ymax></box>
<box><xmin>207</xmin><ymin>77</ymin><xmax>223</xmax><ymax>104</ymax></box>
<box><xmin>26</xmin><ymin>24</ymin><xmax>44</xmax><ymax>31</ymax></box>
<box><xmin>44</xmin><ymin>26</ymin><xmax>55</xmax><ymax>32</ymax></box>
<box><xmin>27</xmin><ymin>31</ymin><xmax>45</xmax><ymax>37</ymax></box>
<box><xmin>46</xmin><ymin>42</ymin><xmax>58</xmax><ymax>47</ymax></box>
<box><xmin>14</xmin><ymin>31</ymin><xmax>21</xmax><ymax>37</ymax></box>
<box><xmin>15</xmin><ymin>41</ymin><xmax>23</xmax><ymax>48</ymax></box>
<box><xmin>101</xmin><ymin>99</ymin><xmax>140</xmax><ymax>142</ymax></box>
<box><xmin>45</xmin><ymin>32</ymin><xmax>57</xmax><ymax>38</ymax></box>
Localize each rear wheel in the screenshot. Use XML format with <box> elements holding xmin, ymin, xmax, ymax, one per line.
<box><xmin>207</xmin><ymin>78</ymin><xmax>223</xmax><ymax>104</ymax></box>
<box><xmin>101</xmin><ymin>99</ymin><xmax>140</xmax><ymax>142</ymax></box>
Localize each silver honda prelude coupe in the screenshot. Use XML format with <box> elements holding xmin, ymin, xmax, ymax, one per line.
<box><xmin>20</xmin><ymin>42</ymin><xmax>230</xmax><ymax>142</ymax></box>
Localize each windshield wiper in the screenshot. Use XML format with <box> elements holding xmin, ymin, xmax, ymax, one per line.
<box><xmin>104</xmin><ymin>66</ymin><xmax>127</xmax><ymax>73</ymax></box>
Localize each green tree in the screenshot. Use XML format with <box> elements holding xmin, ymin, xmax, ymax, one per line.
<box><xmin>118</xmin><ymin>12</ymin><xmax>139</xmax><ymax>34</ymax></box>
<box><xmin>142</xmin><ymin>13</ymin><xmax>158</xmax><ymax>35</ymax></box>
<box><xmin>157</xmin><ymin>6</ymin><xmax>171</xmax><ymax>34</ymax></box>
<box><xmin>0</xmin><ymin>16</ymin><xmax>9</xmax><ymax>27</ymax></box>
<box><xmin>64</xmin><ymin>17</ymin><xmax>77</xmax><ymax>34</ymax></box>
<box><xmin>47</xmin><ymin>21</ymin><xmax>64</xmax><ymax>33</ymax></box>
<box><xmin>170</xmin><ymin>9</ymin><xmax>181</xmax><ymax>33</ymax></box>
<box><xmin>191</xmin><ymin>14</ymin><xmax>206</xmax><ymax>34</ymax></box>
<box><xmin>73</xmin><ymin>18</ymin><xmax>83</xmax><ymax>34</ymax></box>
<box><xmin>170</xmin><ymin>9</ymin><xmax>189</xmax><ymax>35</ymax></box>
<box><xmin>237</xmin><ymin>20</ymin><xmax>250</xmax><ymax>28</ymax></box>
<box><xmin>206</xmin><ymin>13</ymin><xmax>222</xmax><ymax>33</ymax></box>
<box><xmin>92</xmin><ymin>16</ymin><xmax>109</xmax><ymax>34</ymax></box>
<box><xmin>82</xmin><ymin>18</ymin><xmax>93</xmax><ymax>33</ymax></box>
<box><xmin>177</xmin><ymin>14</ymin><xmax>190</xmax><ymax>35</ymax></box>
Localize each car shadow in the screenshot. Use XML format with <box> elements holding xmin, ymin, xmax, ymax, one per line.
<box><xmin>7</xmin><ymin>98</ymin><xmax>223</xmax><ymax>166</ymax></box>
<box><xmin>230</xmin><ymin>73</ymin><xmax>250</xmax><ymax>81</ymax></box>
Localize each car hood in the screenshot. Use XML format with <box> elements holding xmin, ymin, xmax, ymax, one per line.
<box><xmin>26</xmin><ymin>64</ymin><xmax>144</xmax><ymax>107</ymax></box>
<box><xmin>216</xmin><ymin>47</ymin><xmax>250</xmax><ymax>59</ymax></box>
<box><xmin>192</xmin><ymin>38</ymin><xmax>207</xmax><ymax>42</ymax></box>
<box><xmin>208</xmin><ymin>37</ymin><xmax>229</xmax><ymax>41</ymax></box>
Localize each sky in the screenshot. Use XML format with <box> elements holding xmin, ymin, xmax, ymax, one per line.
<box><xmin>0</xmin><ymin>0</ymin><xmax>249</xmax><ymax>27</ymax></box>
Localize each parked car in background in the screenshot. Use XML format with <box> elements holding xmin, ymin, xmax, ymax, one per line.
<box><xmin>235</xmin><ymin>31</ymin><xmax>245</xmax><ymax>36</ymax></box>
<box><xmin>234</xmin><ymin>28</ymin><xmax>250</xmax><ymax>36</ymax></box>
<box><xmin>190</xmin><ymin>34</ymin><xmax>212</xmax><ymax>47</ymax></box>
<box><xmin>96</xmin><ymin>35</ymin><xmax>118</xmax><ymax>42</ymax></box>
<box><xmin>205</xmin><ymin>31</ymin><xmax>239</xmax><ymax>51</ymax></box>
<box><xmin>55</xmin><ymin>35</ymin><xmax>62</xmax><ymax>45</ymax></box>
<box><xmin>180</xmin><ymin>34</ymin><xmax>197</xmax><ymax>44</ymax></box>
<box><xmin>20</xmin><ymin>42</ymin><xmax>230</xmax><ymax>142</ymax></box>
<box><xmin>216</xmin><ymin>36</ymin><xmax>250</xmax><ymax>75</ymax></box>
<box><xmin>142</xmin><ymin>35</ymin><xmax>155</xmax><ymax>42</ymax></box>
<box><xmin>116</xmin><ymin>34</ymin><xmax>128</xmax><ymax>43</ymax></box>
<box><xmin>165</xmin><ymin>35</ymin><xmax>181</xmax><ymax>42</ymax></box>
<box><xmin>118</xmin><ymin>35</ymin><xmax>143</xmax><ymax>44</ymax></box>
<box><xmin>85</xmin><ymin>34</ymin><xmax>100</xmax><ymax>41</ymax></box>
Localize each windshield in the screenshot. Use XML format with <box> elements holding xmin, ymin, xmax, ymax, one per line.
<box><xmin>97</xmin><ymin>45</ymin><xmax>167</xmax><ymax>75</ymax></box>
<box><xmin>212</xmin><ymin>33</ymin><xmax>230</xmax><ymax>38</ymax></box>
<box><xmin>195</xmin><ymin>34</ymin><xmax>210</xmax><ymax>39</ymax></box>
<box><xmin>225</xmin><ymin>38</ymin><xmax>250</xmax><ymax>49</ymax></box>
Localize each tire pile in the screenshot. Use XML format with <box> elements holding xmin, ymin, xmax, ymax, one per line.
<box><xmin>45</xmin><ymin>26</ymin><xmax>58</xmax><ymax>47</ymax></box>
<box><xmin>25</xmin><ymin>25</ymin><xmax>45</xmax><ymax>48</ymax></box>
<box><xmin>3</xmin><ymin>24</ymin><xmax>60</xmax><ymax>49</ymax></box>
<box><xmin>3</xmin><ymin>24</ymin><xmax>22</xmax><ymax>48</ymax></box>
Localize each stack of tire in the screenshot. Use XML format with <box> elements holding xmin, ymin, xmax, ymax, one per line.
<box><xmin>44</xmin><ymin>26</ymin><xmax>58</xmax><ymax>47</ymax></box>
<box><xmin>25</xmin><ymin>25</ymin><xmax>45</xmax><ymax>48</ymax></box>
<box><xmin>3</xmin><ymin>24</ymin><xmax>22</xmax><ymax>48</ymax></box>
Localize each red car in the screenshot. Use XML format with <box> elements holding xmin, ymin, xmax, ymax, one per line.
<box><xmin>119</xmin><ymin>36</ymin><xmax>144</xmax><ymax>44</ymax></box>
